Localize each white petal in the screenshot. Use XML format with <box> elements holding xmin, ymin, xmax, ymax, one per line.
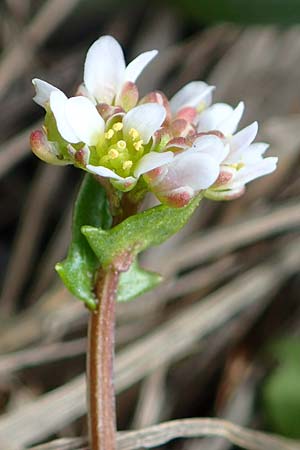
<box><xmin>124</xmin><ymin>50</ymin><xmax>158</xmax><ymax>83</ymax></box>
<box><xmin>242</xmin><ymin>142</ymin><xmax>269</xmax><ymax>164</ymax></box>
<box><xmin>197</xmin><ymin>103</ymin><xmax>234</xmax><ymax>132</ymax></box>
<box><xmin>168</xmin><ymin>152</ymin><xmax>220</xmax><ymax>190</ymax></box>
<box><xmin>170</xmin><ymin>81</ymin><xmax>215</xmax><ymax>113</ymax></box>
<box><xmin>123</xmin><ymin>103</ymin><xmax>166</xmax><ymax>144</ymax></box>
<box><xmin>232</xmin><ymin>157</ymin><xmax>278</xmax><ymax>186</ymax></box>
<box><xmin>76</xmin><ymin>83</ymin><xmax>97</xmax><ymax>104</ymax></box>
<box><xmin>226</xmin><ymin>121</ymin><xmax>258</xmax><ymax>163</ymax></box>
<box><xmin>65</xmin><ymin>97</ymin><xmax>105</xmax><ymax>146</ymax></box>
<box><xmin>218</xmin><ymin>101</ymin><xmax>244</xmax><ymax>135</ymax></box>
<box><xmin>84</xmin><ymin>35</ymin><xmax>126</xmax><ymax>104</ymax></box>
<box><xmin>50</xmin><ymin>91</ymin><xmax>80</xmax><ymax>143</ymax></box>
<box><xmin>190</xmin><ymin>135</ymin><xmax>229</xmax><ymax>163</ymax></box>
<box><xmin>86</xmin><ymin>165</ymin><xmax>123</xmax><ymax>180</ymax></box>
<box><xmin>134</xmin><ymin>151</ymin><xmax>174</xmax><ymax>178</ymax></box>
<box><xmin>32</xmin><ymin>78</ymin><xmax>60</xmax><ymax>107</ymax></box>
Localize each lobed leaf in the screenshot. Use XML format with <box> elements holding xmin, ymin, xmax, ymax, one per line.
<box><xmin>118</xmin><ymin>260</ymin><xmax>162</xmax><ymax>302</ymax></box>
<box><xmin>82</xmin><ymin>193</ymin><xmax>203</xmax><ymax>268</ymax></box>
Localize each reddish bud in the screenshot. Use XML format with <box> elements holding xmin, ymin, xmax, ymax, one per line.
<box><xmin>97</xmin><ymin>103</ymin><xmax>124</xmax><ymax>121</ymax></box>
<box><xmin>157</xmin><ymin>186</ymin><xmax>194</xmax><ymax>208</ymax></box>
<box><xmin>140</xmin><ymin>91</ymin><xmax>172</xmax><ymax>125</ymax></box>
<box><xmin>176</xmin><ymin>106</ymin><xmax>197</xmax><ymax>124</ymax></box>
<box><xmin>74</xmin><ymin>145</ymin><xmax>90</xmax><ymax>167</ymax></box>
<box><xmin>170</xmin><ymin>119</ymin><xmax>195</xmax><ymax>138</ymax></box>
<box><xmin>213</xmin><ymin>168</ymin><xmax>235</xmax><ymax>187</ymax></box>
<box><xmin>116</xmin><ymin>81</ymin><xmax>139</xmax><ymax>112</ymax></box>
<box><xmin>30</xmin><ymin>129</ymin><xmax>68</xmax><ymax>165</ymax></box>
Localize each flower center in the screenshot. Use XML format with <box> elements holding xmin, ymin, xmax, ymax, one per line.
<box><xmin>91</xmin><ymin>120</ymin><xmax>147</xmax><ymax>178</ymax></box>
<box><xmin>231</xmin><ymin>162</ymin><xmax>245</xmax><ymax>171</ymax></box>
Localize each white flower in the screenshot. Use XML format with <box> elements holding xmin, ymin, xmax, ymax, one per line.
<box><xmin>39</xmin><ymin>86</ymin><xmax>169</xmax><ymax>190</ymax></box>
<box><xmin>169</xmin><ymin>81</ymin><xmax>215</xmax><ymax>116</ymax></box>
<box><xmin>206</xmin><ymin>122</ymin><xmax>278</xmax><ymax>199</ymax></box>
<box><xmin>197</xmin><ymin>101</ymin><xmax>244</xmax><ymax>136</ymax></box>
<box><xmin>33</xmin><ymin>35</ymin><xmax>158</xmax><ymax>109</ymax></box>
<box><xmin>143</xmin><ymin>135</ymin><xmax>229</xmax><ymax>207</ymax></box>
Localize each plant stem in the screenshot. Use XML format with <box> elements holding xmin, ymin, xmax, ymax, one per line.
<box><xmin>87</xmin><ymin>266</ymin><xmax>120</xmax><ymax>450</ymax></box>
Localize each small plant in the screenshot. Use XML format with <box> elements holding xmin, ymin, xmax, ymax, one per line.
<box><xmin>30</xmin><ymin>35</ymin><xmax>277</xmax><ymax>450</ymax></box>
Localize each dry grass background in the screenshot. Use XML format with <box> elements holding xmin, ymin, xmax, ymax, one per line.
<box><xmin>1</xmin><ymin>0</ymin><xmax>300</xmax><ymax>449</ymax></box>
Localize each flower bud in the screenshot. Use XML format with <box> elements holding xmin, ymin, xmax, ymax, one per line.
<box><xmin>176</xmin><ymin>106</ymin><xmax>197</xmax><ymax>124</ymax></box>
<box><xmin>140</xmin><ymin>91</ymin><xmax>171</xmax><ymax>125</ymax></box>
<box><xmin>213</xmin><ymin>167</ymin><xmax>235</xmax><ymax>187</ymax></box>
<box><xmin>116</xmin><ymin>81</ymin><xmax>139</xmax><ymax>112</ymax></box>
<box><xmin>30</xmin><ymin>129</ymin><xmax>69</xmax><ymax>165</ymax></box>
<box><xmin>96</xmin><ymin>103</ymin><xmax>124</xmax><ymax>121</ymax></box>
<box><xmin>156</xmin><ymin>186</ymin><xmax>194</xmax><ymax>208</ymax></box>
<box><xmin>74</xmin><ymin>145</ymin><xmax>90</xmax><ymax>167</ymax></box>
<box><xmin>170</xmin><ymin>119</ymin><xmax>195</xmax><ymax>138</ymax></box>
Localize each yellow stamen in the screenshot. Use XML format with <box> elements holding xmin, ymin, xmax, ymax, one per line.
<box><xmin>113</xmin><ymin>122</ymin><xmax>123</xmax><ymax>131</ymax></box>
<box><xmin>105</xmin><ymin>129</ymin><xmax>114</xmax><ymax>139</ymax></box>
<box><xmin>108</xmin><ymin>148</ymin><xmax>119</xmax><ymax>159</ymax></box>
<box><xmin>231</xmin><ymin>162</ymin><xmax>245</xmax><ymax>170</ymax></box>
<box><xmin>117</xmin><ymin>140</ymin><xmax>127</xmax><ymax>150</ymax></box>
<box><xmin>133</xmin><ymin>139</ymin><xmax>143</xmax><ymax>151</ymax></box>
<box><xmin>196</xmin><ymin>101</ymin><xmax>206</xmax><ymax>113</ymax></box>
<box><xmin>123</xmin><ymin>160</ymin><xmax>133</xmax><ymax>170</ymax></box>
<box><xmin>129</xmin><ymin>128</ymin><xmax>139</xmax><ymax>140</ymax></box>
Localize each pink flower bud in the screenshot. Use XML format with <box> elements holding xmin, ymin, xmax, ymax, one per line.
<box><xmin>96</xmin><ymin>103</ymin><xmax>124</xmax><ymax>121</ymax></box>
<box><xmin>213</xmin><ymin>167</ymin><xmax>235</xmax><ymax>187</ymax></box>
<box><xmin>140</xmin><ymin>91</ymin><xmax>171</xmax><ymax>125</ymax></box>
<box><xmin>74</xmin><ymin>145</ymin><xmax>90</xmax><ymax>167</ymax></box>
<box><xmin>176</xmin><ymin>106</ymin><xmax>197</xmax><ymax>124</ymax></box>
<box><xmin>165</xmin><ymin>137</ymin><xmax>187</xmax><ymax>153</ymax></box>
<box><xmin>156</xmin><ymin>186</ymin><xmax>194</xmax><ymax>208</ymax></box>
<box><xmin>30</xmin><ymin>129</ymin><xmax>68</xmax><ymax>165</ymax></box>
<box><xmin>143</xmin><ymin>165</ymin><xmax>168</xmax><ymax>186</ymax></box>
<box><xmin>116</xmin><ymin>81</ymin><xmax>139</xmax><ymax>112</ymax></box>
<box><xmin>170</xmin><ymin>119</ymin><xmax>195</xmax><ymax>138</ymax></box>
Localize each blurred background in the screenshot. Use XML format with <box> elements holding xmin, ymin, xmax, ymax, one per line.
<box><xmin>1</xmin><ymin>0</ymin><xmax>300</xmax><ymax>448</ymax></box>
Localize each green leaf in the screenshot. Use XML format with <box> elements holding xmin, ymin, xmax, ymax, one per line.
<box><xmin>55</xmin><ymin>174</ymin><xmax>111</xmax><ymax>310</ymax></box>
<box><xmin>118</xmin><ymin>260</ymin><xmax>162</xmax><ymax>302</ymax></box>
<box><xmin>267</xmin><ymin>337</ymin><xmax>300</xmax><ymax>367</ymax></box>
<box><xmin>172</xmin><ymin>0</ymin><xmax>300</xmax><ymax>25</ymax></box>
<box><xmin>82</xmin><ymin>193</ymin><xmax>203</xmax><ymax>267</ymax></box>
<box><xmin>261</xmin><ymin>337</ymin><xmax>300</xmax><ymax>439</ymax></box>
<box><xmin>262</xmin><ymin>365</ymin><xmax>300</xmax><ymax>438</ymax></box>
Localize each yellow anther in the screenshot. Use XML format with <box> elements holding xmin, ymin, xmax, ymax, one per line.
<box><xmin>108</xmin><ymin>148</ymin><xmax>119</xmax><ymax>159</ymax></box>
<box><xmin>105</xmin><ymin>129</ymin><xmax>114</xmax><ymax>139</ymax></box>
<box><xmin>117</xmin><ymin>140</ymin><xmax>127</xmax><ymax>150</ymax></box>
<box><xmin>133</xmin><ymin>139</ymin><xmax>143</xmax><ymax>151</ymax></box>
<box><xmin>196</xmin><ymin>101</ymin><xmax>206</xmax><ymax>113</ymax></box>
<box><xmin>112</xmin><ymin>122</ymin><xmax>123</xmax><ymax>131</ymax></box>
<box><xmin>123</xmin><ymin>160</ymin><xmax>133</xmax><ymax>170</ymax></box>
<box><xmin>231</xmin><ymin>162</ymin><xmax>245</xmax><ymax>170</ymax></box>
<box><xmin>128</xmin><ymin>128</ymin><xmax>139</xmax><ymax>140</ymax></box>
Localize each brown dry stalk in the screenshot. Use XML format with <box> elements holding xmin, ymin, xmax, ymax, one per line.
<box><xmin>29</xmin><ymin>418</ymin><xmax>300</xmax><ymax>450</ymax></box>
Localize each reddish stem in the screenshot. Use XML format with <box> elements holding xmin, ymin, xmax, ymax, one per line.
<box><xmin>87</xmin><ymin>266</ymin><xmax>119</xmax><ymax>450</ymax></box>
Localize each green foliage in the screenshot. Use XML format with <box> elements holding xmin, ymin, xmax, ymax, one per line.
<box><xmin>56</xmin><ymin>174</ymin><xmax>195</xmax><ymax>310</ymax></box>
<box><xmin>118</xmin><ymin>260</ymin><xmax>162</xmax><ymax>302</ymax></box>
<box><xmin>172</xmin><ymin>0</ymin><xmax>300</xmax><ymax>24</ymax></box>
<box><xmin>261</xmin><ymin>337</ymin><xmax>300</xmax><ymax>439</ymax></box>
<box><xmin>56</xmin><ymin>174</ymin><xmax>111</xmax><ymax>310</ymax></box>
<box><xmin>82</xmin><ymin>193</ymin><xmax>203</xmax><ymax>267</ymax></box>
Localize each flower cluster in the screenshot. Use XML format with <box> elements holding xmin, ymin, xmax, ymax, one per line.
<box><xmin>31</xmin><ymin>35</ymin><xmax>277</xmax><ymax>207</ymax></box>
